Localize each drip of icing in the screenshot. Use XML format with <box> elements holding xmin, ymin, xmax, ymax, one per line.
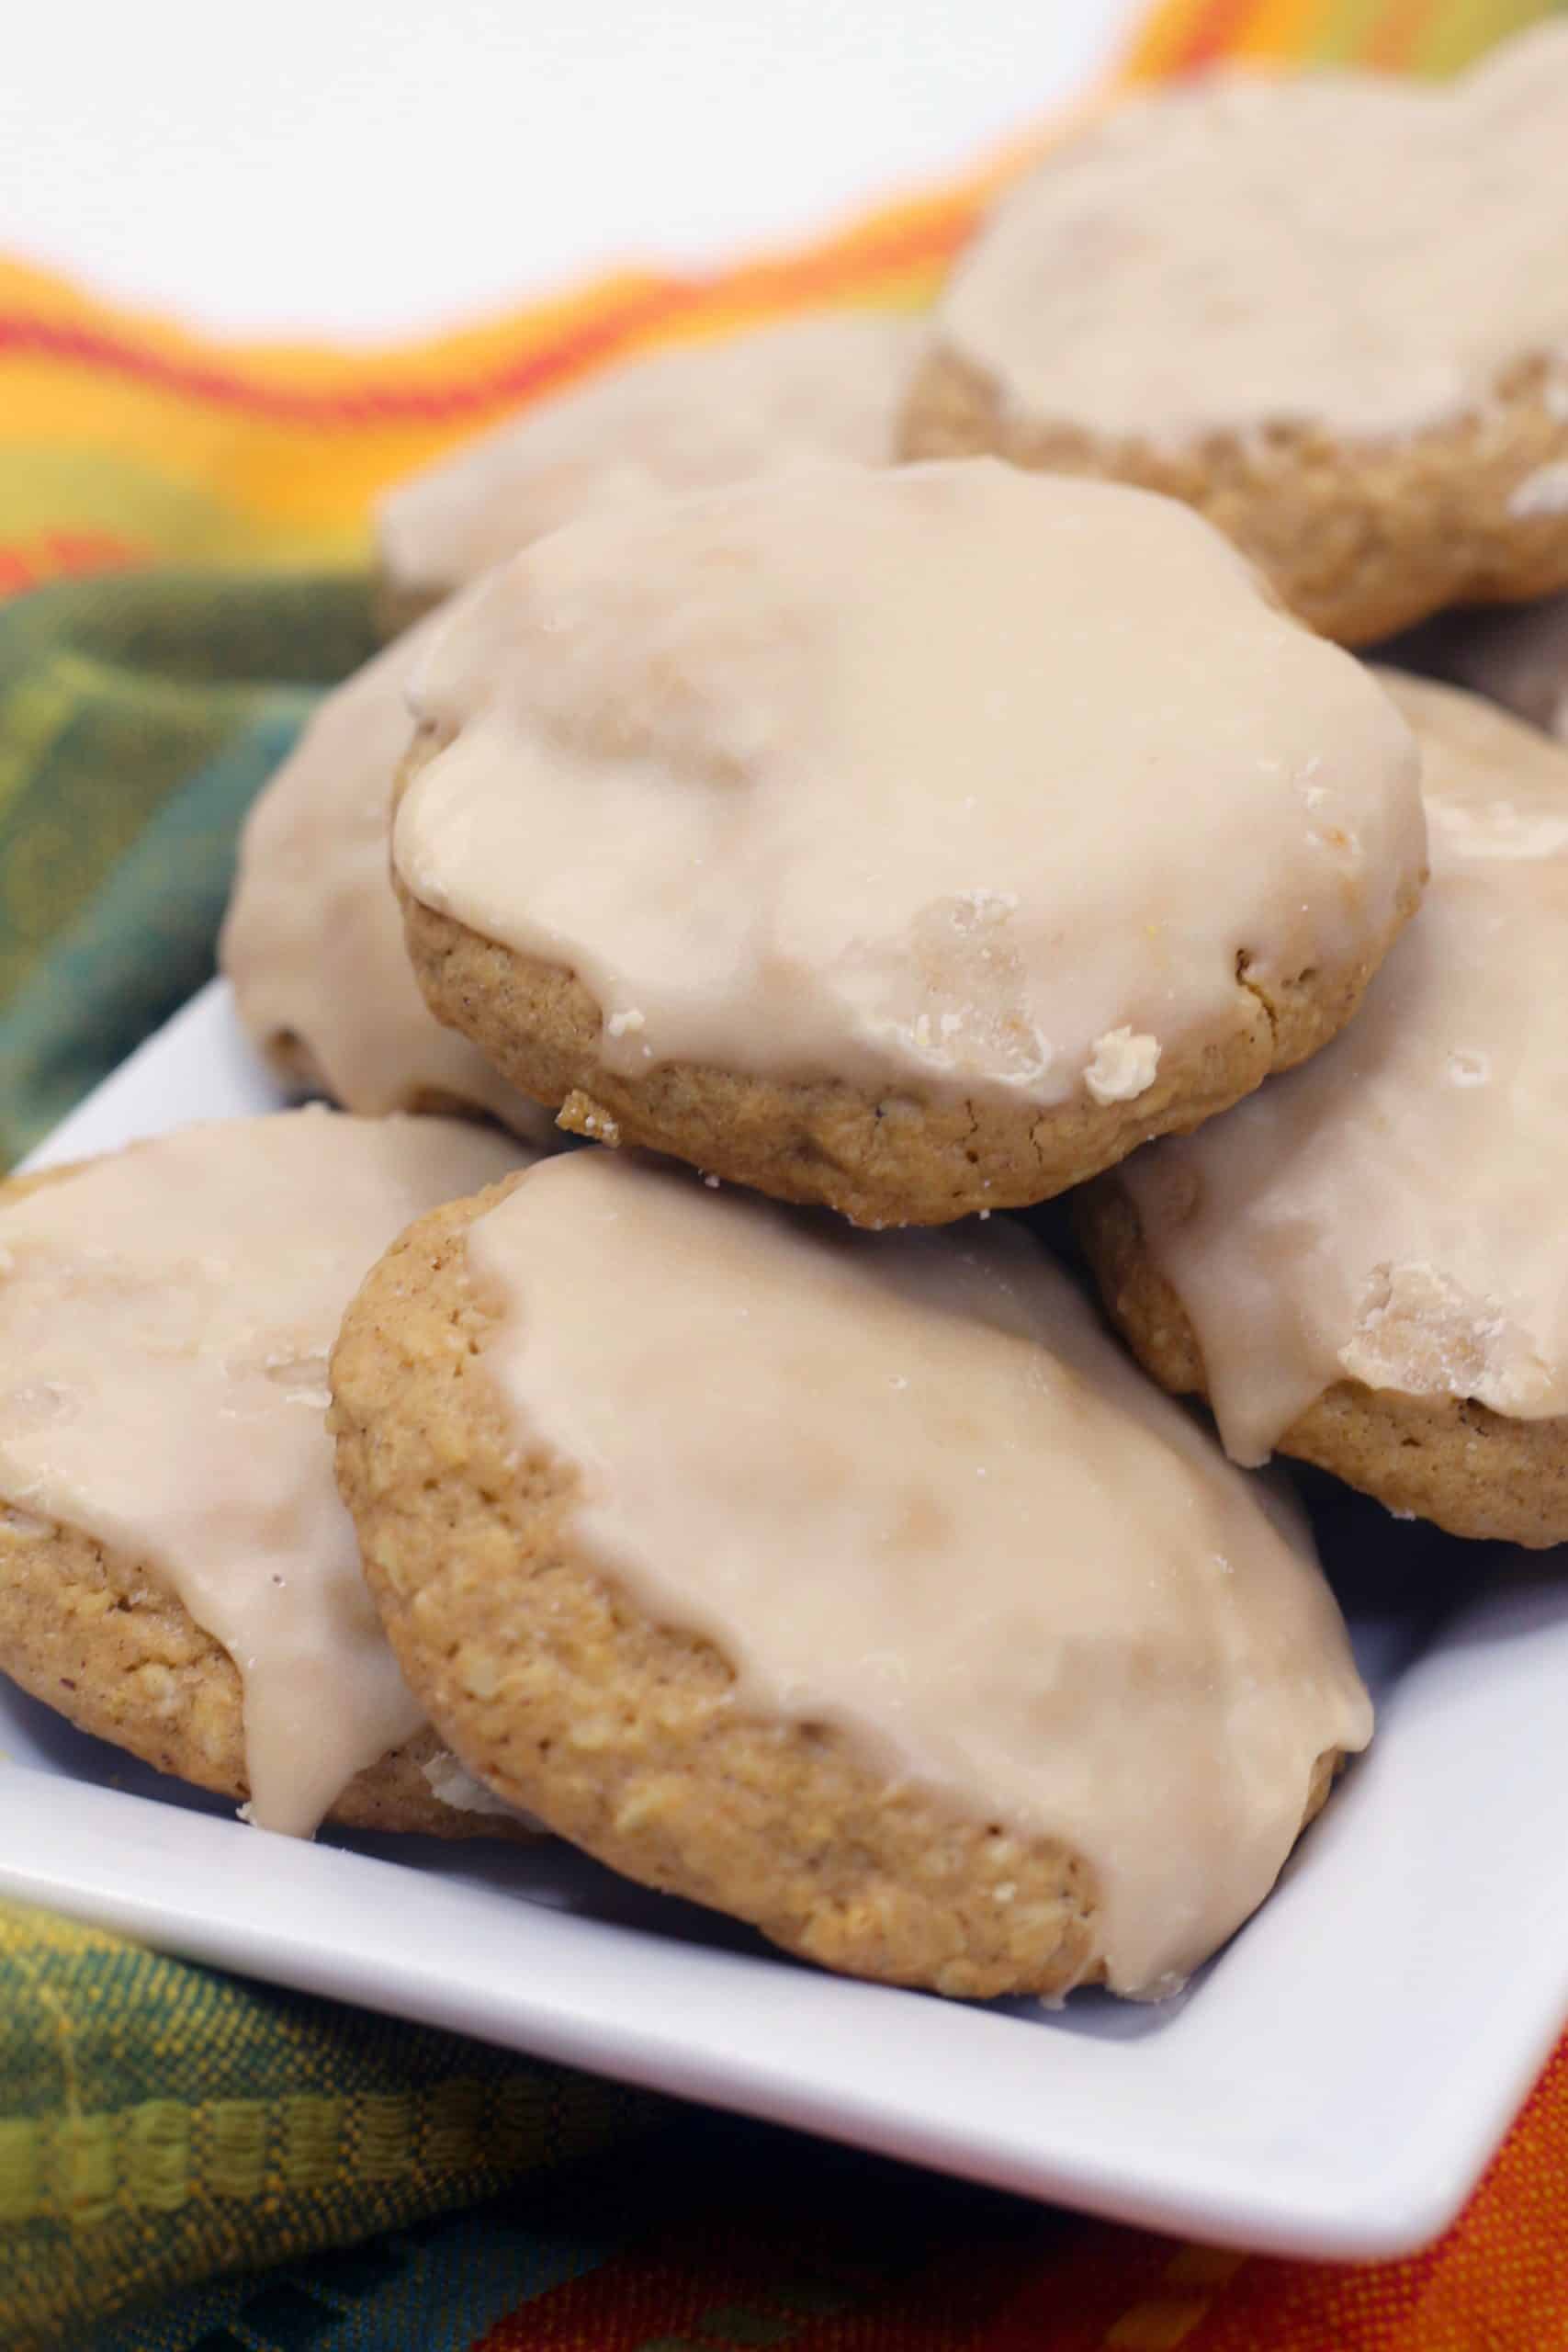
<box><xmin>1120</xmin><ymin>673</ymin><xmax>1568</xmax><ymax>1464</ymax></box>
<box><xmin>220</xmin><ymin>605</ymin><xmax>553</xmax><ymax>1143</ymax></box>
<box><xmin>466</xmin><ymin>1150</ymin><xmax>1371</xmax><ymax>1996</ymax></box>
<box><xmin>0</xmin><ymin>1112</ymin><xmax>525</xmax><ymax>1834</ymax></box>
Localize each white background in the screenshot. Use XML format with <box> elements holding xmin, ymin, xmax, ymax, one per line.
<box><xmin>0</xmin><ymin>0</ymin><xmax>1143</xmax><ymax>338</ymax></box>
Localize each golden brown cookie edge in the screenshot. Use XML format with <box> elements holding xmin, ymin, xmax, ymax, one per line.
<box><xmin>1075</xmin><ymin>1176</ymin><xmax>1568</xmax><ymax>1547</ymax></box>
<box><xmin>330</xmin><ymin>1177</ymin><xmax>1351</xmax><ymax>1996</ymax></box>
<box><xmin>394</xmin><ymin>739</ymin><xmax>1423</xmax><ymax>1227</ymax></box>
<box><xmin>900</xmin><ymin>343</ymin><xmax>1568</xmax><ymax>648</ymax></box>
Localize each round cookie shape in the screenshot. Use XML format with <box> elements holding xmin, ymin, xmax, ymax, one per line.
<box><xmin>1078</xmin><ymin>673</ymin><xmax>1568</xmax><ymax>1546</ymax></box>
<box><xmin>0</xmin><ymin>1110</ymin><xmax>532</xmax><ymax>1835</ymax></box>
<box><xmin>904</xmin><ymin>26</ymin><xmax>1568</xmax><ymax>645</ymax></box>
<box><xmin>220</xmin><ymin>610</ymin><xmax>555</xmax><ymax>1145</ymax></box>
<box><xmin>330</xmin><ymin>1148</ymin><xmax>1371</xmax><ymax>2001</ymax></box>
<box><xmin>376</xmin><ymin>311</ymin><xmax>926</xmax><ymax>633</ymax></box>
<box><xmin>392</xmin><ymin>459</ymin><xmax>1425</xmax><ymax>1227</ymax></box>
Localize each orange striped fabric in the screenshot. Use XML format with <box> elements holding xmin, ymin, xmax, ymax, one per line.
<box><xmin>2</xmin><ymin>0</ymin><xmax>1557</xmax><ymax>598</ymax></box>
<box><xmin>457</xmin><ymin>2041</ymin><xmax>1568</xmax><ymax>2349</ymax></box>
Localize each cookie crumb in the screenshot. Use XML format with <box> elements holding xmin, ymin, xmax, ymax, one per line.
<box><xmin>1085</xmin><ymin>1028</ymin><xmax>1161</xmax><ymax>1106</ymax></box>
<box><xmin>558</xmin><ymin>1090</ymin><xmax>622</xmax><ymax>1147</ymax></box>
<box><xmin>423</xmin><ymin>1748</ymin><xmax>529</xmax><ymax>1819</ymax></box>
<box><xmin>605</xmin><ymin>1008</ymin><xmax>647</xmax><ymax>1038</ymax></box>
<box><xmin>1509</xmin><ymin>462</ymin><xmax>1568</xmax><ymax>518</ymax></box>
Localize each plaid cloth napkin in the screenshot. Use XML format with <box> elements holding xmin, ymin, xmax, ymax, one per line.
<box><xmin>3</xmin><ymin>0</ymin><xmax>1567</xmax><ymax>2342</ymax></box>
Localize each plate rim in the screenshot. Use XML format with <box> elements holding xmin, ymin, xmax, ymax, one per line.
<box><xmin>6</xmin><ymin>977</ymin><xmax>1565</xmax><ymax>2263</ymax></box>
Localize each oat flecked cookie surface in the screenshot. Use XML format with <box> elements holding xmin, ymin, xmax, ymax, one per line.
<box><xmin>330</xmin><ymin>1148</ymin><xmax>1371</xmax><ymax>2001</ymax></box>
<box><xmin>220</xmin><ymin>608</ymin><xmax>556</xmax><ymax>1145</ymax></box>
<box><xmin>0</xmin><ymin>1113</ymin><xmax>535</xmax><ymax>1836</ymax></box>
<box><xmin>375</xmin><ymin>311</ymin><xmax>926</xmax><ymax>634</ymax></box>
<box><xmin>391</xmin><ymin>459</ymin><xmax>1425</xmax><ymax>1227</ymax></box>
<box><xmin>903</xmin><ymin>27</ymin><xmax>1568</xmax><ymax>645</ymax></box>
<box><xmin>1078</xmin><ymin>673</ymin><xmax>1568</xmax><ymax>1547</ymax></box>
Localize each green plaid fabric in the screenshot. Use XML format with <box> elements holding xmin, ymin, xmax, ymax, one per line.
<box><xmin>0</xmin><ymin>1905</ymin><xmax>650</xmax><ymax>2350</ymax></box>
<box><xmin>0</xmin><ymin>571</ymin><xmax>660</xmax><ymax>2349</ymax></box>
<box><xmin>0</xmin><ymin>570</ymin><xmax>375</xmax><ymax>1168</ymax></box>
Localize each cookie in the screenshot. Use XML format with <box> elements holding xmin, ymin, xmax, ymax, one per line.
<box><xmin>376</xmin><ymin>311</ymin><xmax>926</xmax><ymax>634</ymax></box>
<box><xmin>220</xmin><ymin>609</ymin><xmax>555</xmax><ymax>1145</ymax></box>
<box><xmin>1078</xmin><ymin>673</ymin><xmax>1568</xmax><ymax>1546</ymax></box>
<box><xmin>391</xmin><ymin>458</ymin><xmax>1425</xmax><ymax>1227</ymax></box>
<box><xmin>903</xmin><ymin>27</ymin><xmax>1568</xmax><ymax>646</ymax></box>
<box><xmin>0</xmin><ymin>1110</ymin><xmax>533</xmax><ymax>1834</ymax></box>
<box><xmin>330</xmin><ymin>1148</ymin><xmax>1371</xmax><ymax>2002</ymax></box>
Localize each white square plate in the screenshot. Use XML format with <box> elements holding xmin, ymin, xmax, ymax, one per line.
<box><xmin>4</xmin><ymin>978</ymin><xmax>1566</xmax><ymax>2258</ymax></box>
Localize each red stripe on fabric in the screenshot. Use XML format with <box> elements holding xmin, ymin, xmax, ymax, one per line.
<box><xmin>0</xmin><ymin>293</ymin><xmax>694</xmax><ymax>427</ymax></box>
<box><xmin>0</xmin><ymin>216</ymin><xmax>969</xmax><ymax>431</ymax></box>
<box><xmin>471</xmin><ymin>2242</ymin><xmax>819</xmax><ymax>2350</ymax></box>
<box><xmin>0</xmin><ymin>530</ymin><xmax>144</xmax><ymax>595</ymax></box>
<box><xmin>1177</xmin><ymin>0</ymin><xmax>1259</xmax><ymax>66</ymax></box>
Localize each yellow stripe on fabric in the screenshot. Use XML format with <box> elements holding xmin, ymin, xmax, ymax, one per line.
<box><xmin>0</xmin><ymin>2121</ymin><xmax>42</xmax><ymax>2224</ymax></box>
<box><xmin>1104</xmin><ymin>2300</ymin><xmax>1211</xmax><ymax>2350</ymax></box>
<box><xmin>27</xmin><ymin>0</ymin><xmax>1541</xmax><ymax>587</ymax></box>
<box><xmin>1102</xmin><ymin>2245</ymin><xmax>1248</xmax><ymax>2347</ymax></box>
<box><xmin>0</xmin><ymin>2077</ymin><xmax>523</xmax><ymax>2223</ymax></box>
<box><xmin>280</xmin><ymin>2096</ymin><xmax>344</xmax><ymax>2190</ymax></box>
<box><xmin>1308</xmin><ymin>0</ymin><xmax>1555</xmax><ymax>60</ymax></box>
<box><xmin>1289</xmin><ymin>0</ymin><xmax>1404</xmax><ymax>61</ymax></box>
<box><xmin>0</xmin><ymin>662</ymin><xmax>85</xmax><ymax>830</ymax></box>
<box><xmin>1122</xmin><ymin>0</ymin><xmax>1557</xmax><ymax>65</ymax></box>
<box><xmin>1413</xmin><ymin>0</ymin><xmax>1560</xmax><ymax>68</ymax></box>
<box><xmin>356</xmin><ymin>2094</ymin><xmax>416</xmax><ymax>2180</ymax></box>
<box><xmin>1121</xmin><ymin>0</ymin><xmax>1209</xmax><ymax>75</ymax></box>
<box><xmin>1226</xmin><ymin>0</ymin><xmax>1325</xmax><ymax>58</ymax></box>
<box><xmin>0</xmin><ymin>101</ymin><xmax>1112</xmax><ymax>588</ymax></box>
<box><xmin>124</xmin><ymin>2102</ymin><xmax>192</xmax><ymax>2213</ymax></box>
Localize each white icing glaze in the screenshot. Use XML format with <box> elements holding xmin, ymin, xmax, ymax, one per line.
<box><xmin>395</xmin><ymin>459</ymin><xmax>1424</xmax><ymax>1113</ymax></box>
<box><xmin>467</xmin><ymin>1150</ymin><xmax>1371</xmax><ymax>1996</ymax></box>
<box><xmin>220</xmin><ymin>611</ymin><xmax>554</xmax><ymax>1143</ymax></box>
<box><xmin>378</xmin><ymin>311</ymin><xmax>925</xmax><ymax>595</ymax></box>
<box><xmin>0</xmin><ymin>1112</ymin><xmax>525</xmax><ymax>1835</ymax></box>
<box><xmin>939</xmin><ymin>23</ymin><xmax>1568</xmax><ymax>445</ymax></box>
<box><xmin>1118</xmin><ymin>673</ymin><xmax>1568</xmax><ymax>1464</ymax></box>
<box><xmin>422</xmin><ymin>1749</ymin><xmax>536</xmax><ymax>1823</ymax></box>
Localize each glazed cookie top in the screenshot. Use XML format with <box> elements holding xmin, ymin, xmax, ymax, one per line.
<box><xmin>465</xmin><ymin>1149</ymin><xmax>1371</xmax><ymax>1996</ymax></box>
<box><xmin>394</xmin><ymin>460</ymin><xmax>1423</xmax><ymax>1116</ymax></box>
<box><xmin>0</xmin><ymin>1111</ymin><xmax>525</xmax><ymax>1834</ymax></box>
<box><xmin>934</xmin><ymin>24</ymin><xmax>1568</xmax><ymax>447</ymax></box>
<box><xmin>378</xmin><ymin>311</ymin><xmax>924</xmax><ymax>597</ymax></box>
<box><xmin>220</xmin><ymin>614</ymin><xmax>555</xmax><ymax>1143</ymax></box>
<box><xmin>1114</xmin><ymin>673</ymin><xmax>1568</xmax><ymax>1466</ymax></box>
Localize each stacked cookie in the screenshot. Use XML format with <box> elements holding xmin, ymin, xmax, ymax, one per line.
<box><xmin>0</xmin><ymin>1113</ymin><xmax>535</xmax><ymax>1838</ymax></box>
<box><xmin>13</xmin><ymin>20</ymin><xmax>1568</xmax><ymax>2007</ymax></box>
